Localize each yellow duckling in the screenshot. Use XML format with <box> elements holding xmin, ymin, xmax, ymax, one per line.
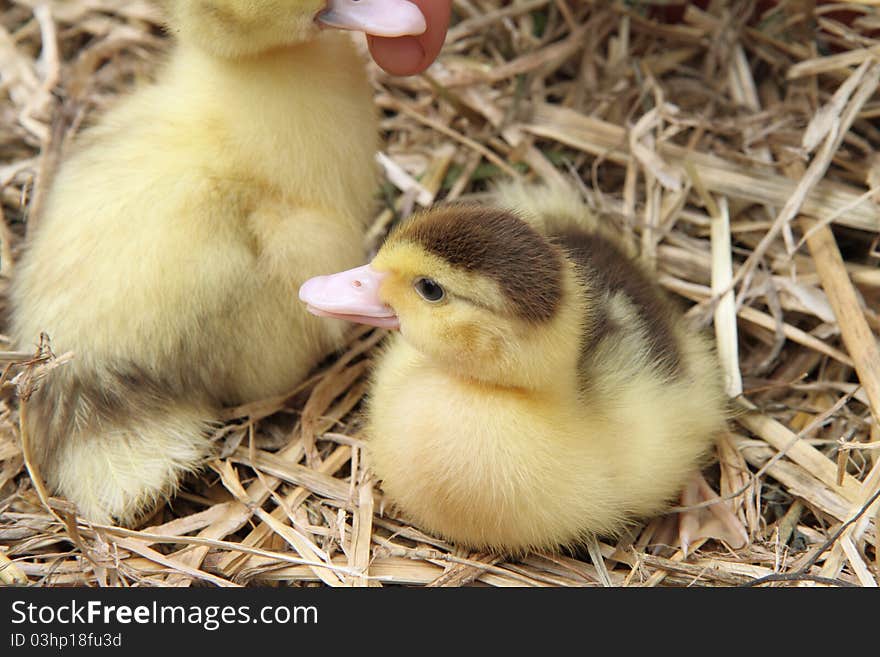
<box><xmin>11</xmin><ymin>0</ymin><xmax>427</xmax><ymax>525</ymax></box>
<box><xmin>300</xmin><ymin>184</ymin><xmax>727</xmax><ymax>553</ymax></box>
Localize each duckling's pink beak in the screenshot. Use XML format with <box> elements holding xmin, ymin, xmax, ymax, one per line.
<box><xmin>299</xmin><ymin>265</ymin><xmax>400</xmax><ymax>329</ymax></box>
<box><xmin>318</xmin><ymin>0</ymin><xmax>427</xmax><ymax>37</ymax></box>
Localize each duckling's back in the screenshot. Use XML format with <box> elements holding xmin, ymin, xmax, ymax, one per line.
<box><xmin>494</xmin><ymin>181</ymin><xmax>713</xmax><ymax>384</ymax></box>
<box><xmin>555</xmin><ymin>228</ymin><xmax>683</xmax><ymax>383</ymax></box>
<box><xmin>495</xmin><ymin>182</ymin><xmax>727</xmax><ymax>521</ymax></box>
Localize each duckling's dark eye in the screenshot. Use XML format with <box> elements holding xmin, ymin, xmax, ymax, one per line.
<box><xmin>414</xmin><ymin>277</ymin><xmax>445</xmax><ymax>303</ymax></box>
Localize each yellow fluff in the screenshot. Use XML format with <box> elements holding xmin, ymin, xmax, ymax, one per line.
<box><xmin>12</xmin><ymin>0</ymin><xmax>378</xmax><ymax>524</ymax></box>
<box><xmin>301</xmin><ymin>183</ymin><xmax>727</xmax><ymax>553</ymax></box>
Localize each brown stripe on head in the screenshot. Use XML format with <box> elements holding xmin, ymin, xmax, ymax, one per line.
<box><xmin>392</xmin><ymin>205</ymin><xmax>563</xmax><ymax>322</ymax></box>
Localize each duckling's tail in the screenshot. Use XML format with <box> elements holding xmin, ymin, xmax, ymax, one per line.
<box><xmin>492</xmin><ymin>179</ymin><xmax>598</xmax><ymax>235</ymax></box>
<box><xmin>22</xmin><ymin>363</ymin><xmax>214</xmax><ymax>526</ymax></box>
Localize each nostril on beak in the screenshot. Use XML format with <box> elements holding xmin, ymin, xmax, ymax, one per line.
<box><xmin>353</xmin><ymin>280</ymin><xmax>363</xmax><ymax>288</ymax></box>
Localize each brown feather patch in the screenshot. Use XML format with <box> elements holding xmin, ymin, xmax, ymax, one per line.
<box><xmin>25</xmin><ymin>362</ymin><xmax>210</xmax><ymax>474</ymax></box>
<box><xmin>392</xmin><ymin>205</ymin><xmax>563</xmax><ymax>323</ymax></box>
<box><xmin>553</xmin><ymin>228</ymin><xmax>683</xmax><ymax>376</ymax></box>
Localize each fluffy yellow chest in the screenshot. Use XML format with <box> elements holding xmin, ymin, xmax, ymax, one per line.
<box><xmin>365</xmin><ymin>342</ymin><xmax>622</xmax><ymax>551</ymax></box>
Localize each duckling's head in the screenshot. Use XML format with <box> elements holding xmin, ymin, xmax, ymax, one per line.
<box><xmin>164</xmin><ymin>0</ymin><xmax>426</xmax><ymax>59</ymax></box>
<box><xmin>300</xmin><ymin>205</ymin><xmax>585</xmax><ymax>390</ymax></box>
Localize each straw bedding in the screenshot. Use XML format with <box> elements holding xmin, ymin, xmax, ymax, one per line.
<box><xmin>1</xmin><ymin>0</ymin><xmax>878</xmax><ymax>587</ymax></box>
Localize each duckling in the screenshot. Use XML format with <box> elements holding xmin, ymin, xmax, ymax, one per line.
<box><xmin>11</xmin><ymin>0</ymin><xmax>428</xmax><ymax>525</ymax></box>
<box><xmin>299</xmin><ymin>184</ymin><xmax>728</xmax><ymax>553</ymax></box>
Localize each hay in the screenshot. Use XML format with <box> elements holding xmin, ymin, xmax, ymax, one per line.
<box><xmin>1</xmin><ymin>0</ymin><xmax>879</xmax><ymax>587</ymax></box>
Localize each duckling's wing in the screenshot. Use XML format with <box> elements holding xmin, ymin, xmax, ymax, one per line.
<box><xmin>556</xmin><ymin>228</ymin><xmax>685</xmax><ymax>382</ymax></box>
